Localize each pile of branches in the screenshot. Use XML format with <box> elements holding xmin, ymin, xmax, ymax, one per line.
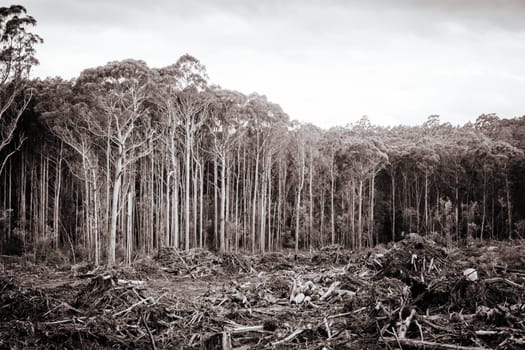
<box><xmin>155</xmin><ymin>247</ymin><xmax>254</xmax><ymax>278</ymax></box>
<box><xmin>1</xmin><ymin>235</ymin><xmax>524</xmax><ymax>349</ymax></box>
<box><xmin>198</xmin><ymin>235</ymin><xmax>525</xmax><ymax>349</ymax></box>
<box><xmin>0</xmin><ymin>274</ymin><xmax>173</xmax><ymax>348</ymax></box>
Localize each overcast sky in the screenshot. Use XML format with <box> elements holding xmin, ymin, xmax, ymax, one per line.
<box><xmin>19</xmin><ymin>0</ymin><xmax>525</xmax><ymax>127</ymax></box>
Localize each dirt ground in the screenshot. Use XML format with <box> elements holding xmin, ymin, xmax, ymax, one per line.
<box><xmin>1</xmin><ymin>235</ymin><xmax>524</xmax><ymax>349</ymax></box>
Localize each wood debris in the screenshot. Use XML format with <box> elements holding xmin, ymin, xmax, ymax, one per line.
<box><xmin>1</xmin><ymin>235</ymin><xmax>525</xmax><ymax>349</ymax></box>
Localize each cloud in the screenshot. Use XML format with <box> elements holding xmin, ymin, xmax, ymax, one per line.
<box><xmin>19</xmin><ymin>0</ymin><xmax>525</xmax><ymax>127</ymax></box>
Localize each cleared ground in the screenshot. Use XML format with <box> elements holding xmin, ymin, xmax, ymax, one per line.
<box><xmin>1</xmin><ymin>235</ymin><xmax>525</xmax><ymax>349</ymax></box>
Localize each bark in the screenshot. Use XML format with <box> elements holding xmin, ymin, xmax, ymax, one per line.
<box><xmin>214</xmin><ymin>154</ymin><xmax>218</xmax><ymax>249</ymax></box>
<box><xmin>108</xmin><ymin>145</ymin><xmax>123</xmax><ymax>267</ymax></box>
<box><xmin>481</xmin><ymin>171</ymin><xmax>486</xmax><ymax>240</ymax></box>
<box><xmin>126</xmin><ymin>188</ymin><xmax>133</xmax><ymax>265</ymax></box>
<box><xmin>193</xmin><ymin>160</ymin><xmax>198</xmax><ymax>247</ymax></box>
<box><xmin>455</xmin><ymin>171</ymin><xmax>459</xmax><ymax>243</ymax></box>
<box><xmin>166</xmin><ymin>171</ymin><xmax>171</xmax><ymax>246</ymax></box>
<box><xmin>295</xmin><ymin>151</ymin><xmax>305</xmax><ymax>252</ymax></box>
<box><xmin>19</xmin><ymin>152</ymin><xmax>26</xmax><ymax>235</ymax></box>
<box><xmin>370</xmin><ymin>173</ymin><xmax>376</xmax><ymax>246</ymax></box>
<box><xmin>424</xmin><ymin>169</ymin><xmax>429</xmax><ymax>234</ymax></box>
<box><xmin>308</xmin><ymin>152</ymin><xmax>313</xmax><ymax>249</ymax></box>
<box><xmin>330</xmin><ymin>159</ymin><xmax>335</xmax><ymax>245</ymax></box>
<box><xmin>259</xmin><ymin>154</ymin><xmax>267</xmax><ymax>253</ymax></box>
<box><xmin>184</xmin><ymin>129</ymin><xmax>191</xmax><ymax>251</ymax></box>
<box><xmin>357</xmin><ymin>179</ymin><xmax>363</xmax><ymax>250</ymax></box>
<box><xmin>199</xmin><ymin>161</ymin><xmax>204</xmax><ymax>249</ymax></box>
<box><xmin>225</xmin><ymin>155</ymin><xmax>231</xmax><ymax>251</ymax></box>
<box><xmin>234</xmin><ymin>147</ymin><xmax>240</xmax><ymax>251</ymax></box>
<box><xmin>220</xmin><ymin>153</ymin><xmax>226</xmax><ymax>253</ymax></box>
<box><xmin>91</xmin><ymin>168</ymin><xmax>99</xmax><ymax>266</ymax></box>
<box><xmin>505</xmin><ymin>172</ymin><xmax>512</xmax><ymax>239</ymax></box>
<box><xmin>252</xmin><ymin>145</ymin><xmax>259</xmax><ymax>253</ymax></box>
<box><xmin>267</xmin><ymin>161</ymin><xmax>272</xmax><ymax>250</ymax></box>
<box><xmin>53</xmin><ymin>143</ymin><xmax>63</xmax><ymax>249</ymax></box>
<box><xmin>173</xmin><ymin>165</ymin><xmax>179</xmax><ymax>248</ymax></box>
<box><xmin>391</xmin><ymin>169</ymin><xmax>395</xmax><ymax>242</ymax></box>
<box><xmin>320</xmin><ymin>189</ymin><xmax>325</xmax><ymax>246</ymax></box>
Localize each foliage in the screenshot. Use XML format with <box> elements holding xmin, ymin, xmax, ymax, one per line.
<box><xmin>1</xmin><ymin>6</ymin><xmax>525</xmax><ymax>263</ymax></box>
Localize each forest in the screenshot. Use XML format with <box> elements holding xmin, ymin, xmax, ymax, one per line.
<box><xmin>1</xmin><ymin>5</ymin><xmax>525</xmax><ymax>266</ymax></box>
<box><xmin>3</xmin><ymin>5</ymin><xmax>525</xmax><ymax>349</ymax></box>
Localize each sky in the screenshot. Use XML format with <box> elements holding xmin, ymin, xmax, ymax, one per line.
<box><xmin>16</xmin><ymin>0</ymin><xmax>525</xmax><ymax>128</ymax></box>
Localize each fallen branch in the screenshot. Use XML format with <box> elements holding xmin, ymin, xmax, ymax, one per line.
<box><xmin>174</xmin><ymin>249</ymin><xmax>197</xmax><ymax>279</ymax></box>
<box><xmin>484</xmin><ymin>277</ymin><xmax>524</xmax><ymax>289</ymax></box>
<box><xmin>272</xmin><ymin>328</ymin><xmax>304</xmax><ymax>345</ymax></box>
<box><xmin>43</xmin><ymin>302</ymin><xmax>83</xmax><ymax>317</ymax></box>
<box><xmin>327</xmin><ymin>307</ymin><xmax>367</xmax><ymax>319</ymax></box>
<box><xmin>398</xmin><ymin>309</ymin><xmax>416</xmax><ymax>339</ymax></box>
<box><xmin>141</xmin><ymin>313</ymin><xmax>157</xmax><ymax>350</ymax></box>
<box><xmin>320</xmin><ymin>281</ymin><xmax>340</xmax><ymax>301</ymax></box>
<box><xmin>117</xmin><ymin>279</ymin><xmax>144</xmax><ymax>286</ymax></box>
<box><xmin>222</xmin><ymin>332</ymin><xmax>232</xmax><ymax>350</ymax></box>
<box><xmin>226</xmin><ymin>325</ymin><xmax>265</xmax><ymax>334</ymax></box>
<box><xmin>113</xmin><ymin>297</ymin><xmax>153</xmax><ymax>317</ymax></box>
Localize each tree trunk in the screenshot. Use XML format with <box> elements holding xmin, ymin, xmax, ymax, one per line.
<box><xmin>53</xmin><ymin>144</ymin><xmax>63</xmax><ymax>249</ymax></box>
<box><xmin>267</xmin><ymin>161</ymin><xmax>272</xmax><ymax>251</ymax></box>
<box><xmin>220</xmin><ymin>153</ymin><xmax>226</xmax><ymax>253</ymax></box>
<box><xmin>308</xmin><ymin>152</ymin><xmax>313</xmax><ymax>249</ymax></box>
<box><xmin>455</xmin><ymin>171</ymin><xmax>459</xmax><ymax>243</ymax></box>
<box><xmin>330</xmin><ymin>159</ymin><xmax>335</xmax><ymax>245</ymax></box>
<box><xmin>199</xmin><ymin>161</ymin><xmax>204</xmax><ymax>248</ymax></box>
<box><xmin>193</xmin><ymin>160</ymin><xmax>198</xmax><ymax>248</ymax></box>
<box><xmin>214</xmin><ymin>153</ymin><xmax>218</xmax><ymax>250</ymax></box>
<box><xmin>173</xmin><ymin>164</ymin><xmax>179</xmax><ymax>248</ymax></box>
<box><xmin>295</xmin><ymin>154</ymin><xmax>305</xmax><ymax>252</ymax></box>
<box><xmin>276</xmin><ymin>159</ymin><xmax>282</xmax><ymax>249</ymax></box>
<box><xmin>234</xmin><ymin>147</ymin><xmax>240</xmax><ymax>251</ymax></box>
<box><xmin>391</xmin><ymin>169</ymin><xmax>395</xmax><ymax>242</ymax></box>
<box><xmin>106</xmin><ymin>128</ymin><xmax>111</xmax><ymax>242</ymax></box>
<box><xmin>481</xmin><ymin>171</ymin><xmax>486</xmax><ymax>241</ymax></box>
<box><xmin>370</xmin><ymin>173</ymin><xmax>376</xmax><ymax>246</ymax></box>
<box><xmin>424</xmin><ymin>169</ymin><xmax>429</xmax><ymax>234</ymax></box>
<box><xmin>225</xmin><ymin>155</ymin><xmax>231</xmax><ymax>251</ymax></box>
<box><xmin>19</xmin><ymin>152</ymin><xmax>26</xmax><ymax>237</ymax></box>
<box><xmin>185</xmin><ymin>133</ymin><xmax>191</xmax><ymax>251</ymax></box>
<box><xmin>491</xmin><ymin>180</ymin><xmax>495</xmax><ymax>240</ymax></box>
<box><xmin>259</xmin><ymin>159</ymin><xmax>266</xmax><ymax>253</ymax></box>
<box><xmin>83</xmin><ymin>166</ymin><xmax>91</xmax><ymax>261</ymax></box>
<box><xmin>108</xmin><ymin>147</ymin><xmax>123</xmax><ymax>267</ymax></box>
<box><xmin>166</xmin><ymin>172</ymin><xmax>171</xmax><ymax>246</ymax></box>
<box><xmin>320</xmin><ymin>189</ymin><xmax>325</xmax><ymax>246</ymax></box>
<box><xmin>252</xmin><ymin>148</ymin><xmax>259</xmax><ymax>253</ymax></box>
<box><xmin>358</xmin><ymin>179</ymin><xmax>363</xmax><ymax>250</ymax></box>
<box><xmin>126</xmin><ymin>189</ymin><xmax>133</xmax><ymax>265</ymax></box>
<box><xmin>505</xmin><ymin>172</ymin><xmax>512</xmax><ymax>239</ymax></box>
<box><xmin>415</xmin><ymin>174</ymin><xmax>420</xmax><ymax>233</ymax></box>
<box><xmin>91</xmin><ymin>168</ymin><xmax>99</xmax><ymax>266</ymax></box>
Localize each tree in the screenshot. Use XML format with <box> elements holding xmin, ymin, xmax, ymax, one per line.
<box><xmin>37</xmin><ymin>78</ymin><xmax>105</xmax><ymax>263</ymax></box>
<box><xmin>320</xmin><ymin>128</ymin><xmax>343</xmax><ymax>245</ymax></box>
<box><xmin>337</xmin><ymin>134</ymin><xmax>388</xmax><ymax>249</ymax></box>
<box><xmin>168</xmin><ymin>55</ymin><xmax>209</xmax><ymax>251</ymax></box>
<box><xmin>76</xmin><ymin>59</ymin><xmax>157</xmax><ymax>266</ymax></box>
<box><xmin>209</xmin><ymin>88</ymin><xmax>246</xmax><ymax>252</ymax></box>
<box><xmin>491</xmin><ymin>140</ymin><xmax>524</xmax><ymax>239</ymax></box>
<box><xmin>154</xmin><ymin>55</ymin><xmax>208</xmax><ymax>250</ymax></box>
<box><xmin>0</xmin><ymin>5</ymin><xmax>42</xmax><ymax>173</ymax></box>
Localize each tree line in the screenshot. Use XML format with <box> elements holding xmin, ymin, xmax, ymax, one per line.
<box><xmin>1</xmin><ymin>5</ymin><xmax>524</xmax><ymax>266</ymax></box>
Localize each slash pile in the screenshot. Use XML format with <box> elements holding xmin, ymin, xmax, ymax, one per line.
<box><xmin>1</xmin><ymin>235</ymin><xmax>524</xmax><ymax>349</ymax></box>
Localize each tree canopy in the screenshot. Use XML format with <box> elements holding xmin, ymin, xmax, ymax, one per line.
<box><xmin>1</xmin><ymin>5</ymin><xmax>525</xmax><ymax>265</ymax></box>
